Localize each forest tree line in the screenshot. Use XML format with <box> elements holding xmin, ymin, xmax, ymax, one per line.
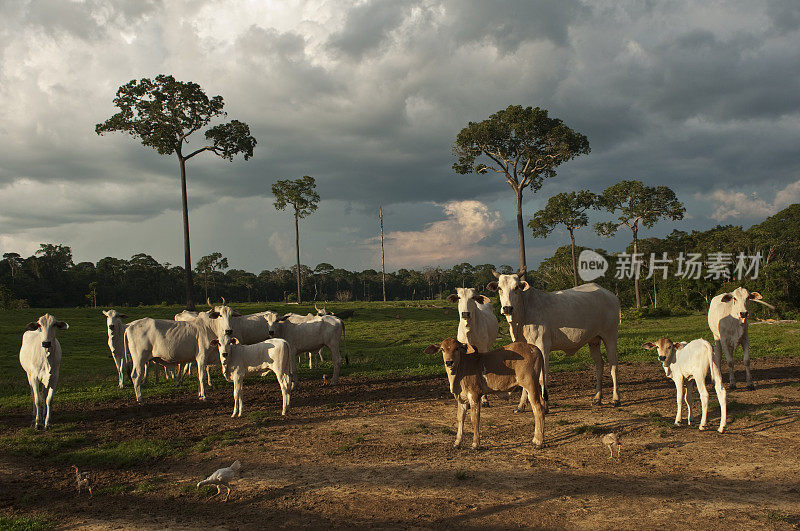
<box><xmin>1</xmin><ymin>204</ymin><xmax>798</xmax><ymax>316</ymax></box>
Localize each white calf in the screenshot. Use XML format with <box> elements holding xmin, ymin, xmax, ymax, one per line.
<box><xmin>103</xmin><ymin>309</ymin><xmax>129</xmax><ymax>388</ymax></box>
<box><xmin>643</xmin><ymin>337</ymin><xmax>727</xmax><ymax>433</ymax></box>
<box><xmin>19</xmin><ymin>314</ymin><xmax>68</xmax><ymax>429</ymax></box>
<box><xmin>212</xmin><ymin>334</ymin><xmax>294</xmax><ymax>417</ymax></box>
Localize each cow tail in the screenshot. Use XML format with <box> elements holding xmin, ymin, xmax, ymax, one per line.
<box><xmin>341</xmin><ymin>321</ymin><xmax>349</xmax><ymax>366</ymax></box>
<box><xmin>123</xmin><ymin>327</ymin><xmax>133</xmax><ymax>379</ymax></box>
<box><xmin>707</xmin><ymin>341</ymin><xmax>723</xmax><ymax>388</ymax></box>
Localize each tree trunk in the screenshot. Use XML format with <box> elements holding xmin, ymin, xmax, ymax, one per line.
<box><xmin>515</xmin><ymin>189</ymin><xmax>527</xmax><ymax>272</ymax></box>
<box><xmin>569</xmin><ymin>228</ymin><xmax>578</xmax><ymax>287</ymax></box>
<box><xmin>179</xmin><ymin>155</ymin><xmax>195</xmax><ymax>310</ymax></box>
<box><xmin>295</xmin><ymin>212</ymin><xmax>301</xmax><ymax>303</ymax></box>
<box><xmin>633</xmin><ymin>226</ymin><xmax>640</xmax><ymax>309</ymax></box>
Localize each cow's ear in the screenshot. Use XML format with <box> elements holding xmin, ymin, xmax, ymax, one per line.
<box><xmin>675</xmin><ymin>342</ymin><xmax>687</xmax><ymax>350</ymax></box>
<box><xmin>231</xmin><ymin>337</ymin><xmax>239</xmax><ymax>344</ymax></box>
<box><xmin>748</xmin><ymin>291</ymin><xmax>762</xmax><ymax>300</ymax></box>
<box><xmin>232</xmin><ymin>311</ymin><xmax>242</xmax><ymax>317</ymax></box>
<box><xmin>446</xmin><ymin>294</ymin><xmax>459</xmax><ymax>303</ymax></box>
<box><xmin>721</xmin><ymin>293</ymin><xmax>733</xmax><ymax>302</ymax></box>
<box><xmin>208</xmin><ymin>311</ymin><xmax>220</xmax><ymax>319</ymax></box>
<box><xmin>25</xmin><ymin>322</ymin><xmax>40</xmax><ymax>331</ymax></box>
<box><xmin>423</xmin><ymin>344</ymin><xmax>440</xmax><ymax>355</ymax></box>
<box><xmin>55</xmin><ymin>321</ymin><xmax>69</xmax><ymax>330</ymax></box>
<box><xmin>278</xmin><ymin>314</ymin><xmax>290</xmax><ymax>322</ymax></box>
<box><xmin>210</xmin><ymin>339</ymin><xmax>219</xmax><ymax>346</ymax></box>
<box><xmin>486</xmin><ymin>281</ymin><xmax>499</xmax><ymax>292</ymax></box>
<box><xmin>102</xmin><ymin>310</ymin><xmax>109</xmax><ymax>317</ymax></box>
<box><xmin>475</xmin><ymin>295</ymin><xmax>491</xmax><ymax>304</ymax></box>
<box><xmin>641</xmin><ymin>342</ymin><xmax>656</xmax><ymax>349</ymax></box>
<box><xmin>519</xmin><ymin>281</ymin><xmax>530</xmax><ymax>291</ymax></box>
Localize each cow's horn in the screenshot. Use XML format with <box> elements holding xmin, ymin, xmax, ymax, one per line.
<box><xmin>315</xmin><ymin>304</ymin><xmax>321</xmax><ymax>311</ymax></box>
<box><xmin>221</xmin><ymin>296</ymin><xmax>226</xmax><ymax>305</ymax></box>
<box><xmin>516</xmin><ymin>266</ymin><xmax>527</xmax><ymax>277</ymax></box>
<box><xmin>492</xmin><ymin>270</ymin><xmax>501</xmax><ymax>278</ymax></box>
<box><xmin>207</xmin><ymin>297</ymin><xmax>212</xmax><ymax>307</ymax></box>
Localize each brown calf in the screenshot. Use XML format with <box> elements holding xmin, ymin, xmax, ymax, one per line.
<box><xmin>424</xmin><ymin>338</ymin><xmax>546</xmax><ymax>450</ymax></box>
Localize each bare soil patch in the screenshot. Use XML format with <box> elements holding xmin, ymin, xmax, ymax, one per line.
<box><xmin>2</xmin><ymin>357</ymin><xmax>800</xmax><ymax>529</ymax></box>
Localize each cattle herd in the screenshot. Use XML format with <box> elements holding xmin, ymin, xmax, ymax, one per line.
<box><xmin>19</xmin><ymin>268</ymin><xmax>771</xmax><ymax>451</ymax></box>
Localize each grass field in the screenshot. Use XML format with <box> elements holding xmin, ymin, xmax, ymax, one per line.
<box><xmin>2</xmin><ymin>300</ymin><xmax>798</xmax><ymax>410</ymax></box>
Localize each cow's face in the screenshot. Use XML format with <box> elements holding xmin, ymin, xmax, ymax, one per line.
<box><xmin>211</xmin><ymin>334</ymin><xmax>238</xmax><ymax>381</ymax></box>
<box><xmin>266</xmin><ymin>313</ymin><xmax>289</xmax><ymax>338</ymax></box>
<box><xmin>486</xmin><ymin>270</ymin><xmax>529</xmax><ymax>320</ymax></box>
<box><xmin>205</xmin><ymin>305</ymin><xmax>239</xmax><ymax>338</ymax></box>
<box><xmin>424</xmin><ymin>338</ymin><xmax>466</xmax><ymax>395</ymax></box>
<box><xmin>26</xmin><ymin>313</ymin><xmax>68</xmax><ymax>352</ymax></box>
<box><xmin>102</xmin><ymin>309</ymin><xmax>126</xmax><ymax>335</ymax></box>
<box><xmin>642</xmin><ymin>337</ymin><xmax>684</xmax><ymax>377</ymax></box>
<box><xmin>721</xmin><ymin>287</ymin><xmax>762</xmax><ymax>324</ymax></box>
<box><xmin>447</xmin><ymin>288</ymin><xmax>490</xmax><ymax>329</ymax></box>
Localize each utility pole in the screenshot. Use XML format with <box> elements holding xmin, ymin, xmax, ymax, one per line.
<box><xmin>380</xmin><ymin>206</ymin><xmax>387</xmax><ymax>302</ymax></box>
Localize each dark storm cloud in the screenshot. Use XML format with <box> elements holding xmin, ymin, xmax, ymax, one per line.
<box><xmin>328</xmin><ymin>0</ymin><xmax>412</xmax><ymax>59</ymax></box>
<box><xmin>1</xmin><ymin>0</ymin><xmax>799</xmax><ymax>270</ymax></box>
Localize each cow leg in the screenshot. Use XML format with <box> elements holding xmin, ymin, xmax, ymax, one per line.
<box><xmin>696</xmin><ymin>376</ymin><xmax>710</xmax><ymax>430</ymax></box>
<box><xmin>603</xmin><ymin>334</ymin><xmax>621</xmax><ymax>406</ymax></box>
<box><xmin>29</xmin><ymin>378</ymin><xmax>42</xmax><ymax>429</ymax></box>
<box><xmin>718</xmin><ymin>340</ymin><xmax>736</xmax><ymax>389</ymax></box>
<box><xmin>517</xmin><ymin>344</ymin><xmax>549</xmax><ymax>413</ymax></box>
<box><xmin>329</xmin><ymin>343</ymin><xmax>342</xmax><ymax>385</ymax></box>
<box><xmin>588</xmin><ymin>338</ymin><xmax>604</xmax><ymax>405</ymax></box>
<box><xmin>684</xmin><ymin>379</ymin><xmax>694</xmax><ymax>426</ymax></box>
<box><xmin>113</xmin><ymin>355</ymin><xmax>125</xmax><ymax>389</ymax></box>
<box><xmin>278</xmin><ymin>374</ymin><xmax>291</xmax><ymax>416</ymax></box>
<box><xmin>470</xmin><ymin>396</ymin><xmax>481</xmax><ymax>450</ymax></box>
<box><xmin>234</xmin><ymin>376</ymin><xmax>244</xmax><ymax>418</ymax></box>
<box><xmin>527</xmin><ymin>384</ymin><xmax>545</xmax><ymax>449</ymax></box>
<box><xmin>197</xmin><ymin>360</ymin><xmax>207</xmax><ymax>401</ymax></box>
<box><xmin>206</xmin><ymin>366</ymin><xmax>213</xmax><ymax>387</ymax></box>
<box><xmin>674</xmin><ymin>379</ymin><xmax>684</xmax><ymax>426</ymax></box>
<box><xmin>131</xmin><ymin>354</ymin><xmax>149</xmax><ymax>403</ymax></box>
<box><xmin>454</xmin><ymin>400</ymin><xmax>466</xmax><ymax>448</ymax></box>
<box><xmin>742</xmin><ymin>335</ymin><xmax>754</xmax><ymax>390</ymax></box>
<box><xmin>43</xmin><ymin>385</ymin><xmax>55</xmax><ymax>430</ymax></box>
<box><xmin>715</xmin><ymin>375</ymin><xmax>727</xmax><ymax>433</ymax></box>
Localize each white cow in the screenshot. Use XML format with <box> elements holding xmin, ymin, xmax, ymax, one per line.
<box><xmin>211</xmin><ymin>334</ymin><xmax>294</xmax><ymax>417</ymax></box>
<box><xmin>103</xmin><ymin>309</ymin><xmax>130</xmax><ymax>388</ymax></box>
<box><xmin>124</xmin><ymin>318</ymin><xmax>217</xmax><ymax>402</ymax></box>
<box><xmin>19</xmin><ymin>314</ymin><xmax>68</xmax><ymax>429</ymax></box>
<box><xmin>708</xmin><ymin>287</ymin><xmax>773</xmax><ymax>389</ymax></box>
<box><xmin>643</xmin><ymin>337</ymin><xmax>727</xmax><ymax>433</ymax></box>
<box><xmin>446</xmin><ymin>288</ymin><xmax>499</xmax><ymax>353</ymax></box>
<box><xmin>266</xmin><ymin>313</ymin><xmax>345</xmax><ymax>384</ymax></box>
<box><xmin>487</xmin><ymin>267</ymin><xmax>621</xmax><ymax>410</ymax></box>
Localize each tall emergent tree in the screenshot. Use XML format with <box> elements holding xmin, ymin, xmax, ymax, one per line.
<box><xmin>529</xmin><ymin>190</ymin><xmax>597</xmax><ymax>287</ymax></box>
<box><xmin>595</xmin><ymin>180</ymin><xmax>685</xmax><ymax>308</ymax></box>
<box><xmin>95</xmin><ymin>75</ymin><xmax>257</xmax><ymax>309</ymax></box>
<box><xmin>272</xmin><ymin>176</ymin><xmax>320</xmax><ymax>303</ymax></box>
<box><xmin>453</xmin><ymin>105</ymin><xmax>590</xmax><ymax>271</ymax></box>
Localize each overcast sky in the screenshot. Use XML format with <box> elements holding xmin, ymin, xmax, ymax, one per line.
<box><xmin>1</xmin><ymin>0</ymin><xmax>799</xmax><ymax>273</ymax></box>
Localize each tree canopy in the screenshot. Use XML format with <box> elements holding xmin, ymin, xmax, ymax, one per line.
<box><xmin>452</xmin><ymin>105</ymin><xmax>590</xmax><ymax>193</ymax></box>
<box><xmin>272</xmin><ymin>176</ymin><xmax>320</xmax><ymax>218</ymax></box>
<box><xmin>95</xmin><ymin>74</ymin><xmax>256</xmax><ymax>161</ymax></box>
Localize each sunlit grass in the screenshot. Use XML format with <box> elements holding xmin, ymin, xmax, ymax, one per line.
<box><xmin>2</xmin><ymin>302</ymin><xmax>799</xmax><ymax>411</ymax></box>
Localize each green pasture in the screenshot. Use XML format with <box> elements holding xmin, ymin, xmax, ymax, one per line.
<box><xmin>1</xmin><ymin>301</ymin><xmax>799</xmax><ymax>411</ymax></box>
